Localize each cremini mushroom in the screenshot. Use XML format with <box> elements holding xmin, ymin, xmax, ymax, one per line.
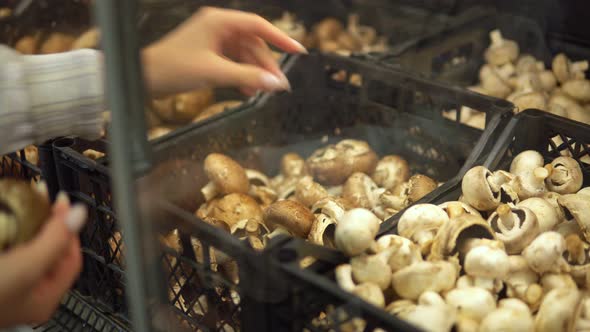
<box><xmin>308</xmin><ymin>213</ymin><xmax>336</xmax><ymax>247</ymax></box>
<box><xmin>397</xmin><ymin>204</ymin><xmax>449</xmax><ymax>255</ymax></box>
<box><xmin>152</xmin><ymin>88</ymin><xmax>214</xmax><ymax>124</ymax></box>
<box><xmin>429</xmin><ymin>203</ymin><xmax>496</xmax><ymax>261</ymax></box>
<box><xmin>346</xmin><ymin>14</ymin><xmax>377</xmax><ymax>49</ymax></box>
<box><xmin>487</xmin><ymin>204</ymin><xmax>540</xmax><ymax>254</ymax></box>
<box><xmin>558</xmin><ymin>194</ymin><xmax>590</xmax><ymax>242</ymax></box>
<box><xmin>445</xmin><ymin>286</ymin><xmax>496</xmax><ymax>329</ymax></box>
<box><xmin>342</xmin><ymin>172</ymin><xmax>379</xmax><ymax>209</ymax></box>
<box><xmin>522</xmin><ymin>231</ymin><xmax>570</xmax><ymax>274</ymax></box>
<box><xmin>552</xmin><ymin>53</ymin><xmax>588</xmax><ymax>84</ymax></box>
<box><xmin>517</xmin><ymin>197</ymin><xmax>561</xmax><ymax>232</ymax></box>
<box><xmin>535</xmin><ymin>287</ymin><xmax>582</xmax><ymax>332</ymax></box>
<box><xmin>263</xmin><ymin>200</ymin><xmax>314</xmax><ymax>238</ymax></box>
<box><xmin>484</xmin><ymin>30</ymin><xmax>519</xmax><ymax>66</ymax></box>
<box><xmin>295</xmin><ymin>176</ymin><xmax>329</xmax><ymax>208</ymax></box>
<box><xmin>371</xmin><ymin>155</ymin><xmax>410</xmax><ymax>191</ymax></box>
<box><xmin>545</xmin><ymin>156</ymin><xmax>583</xmax><ymax>194</ymax></box>
<box><xmin>334</xmin><ymin>208</ymin><xmax>380</xmax><ymax>256</ymax></box>
<box><xmin>305</xmin><ymin>140</ymin><xmax>378</xmax><ymax>185</ymax></box>
<box><xmin>272</xmin><ymin>12</ymin><xmax>306</xmax><ymax>44</ymax></box>
<box><xmin>313</xmin><ymin>17</ymin><xmax>344</xmax><ymax>43</ymax></box>
<box><xmin>391</xmin><ymin>260</ymin><xmax>457</xmax><ymax>300</ymax></box>
<box><xmin>311</xmin><ymin>197</ymin><xmax>347</xmax><ymax>221</ymax></box>
<box><xmin>201</xmin><ymin>153</ymin><xmax>250</xmax><ymax>201</ymax></box>
<box><xmin>0</xmin><ymin>180</ymin><xmax>51</xmax><ymax>250</ymax></box>
<box><xmin>230</xmin><ymin>218</ymin><xmax>268</xmax><ymax>250</ymax></box>
<box><xmin>403</xmin><ymin>174</ymin><xmax>438</xmax><ymax>205</ymax></box>
<box><xmin>479</xmin><ymin>298</ymin><xmax>534</xmax><ymax>332</ymax></box>
<box><xmin>208</xmin><ymin>193</ymin><xmax>262</xmax><ymax>227</ymax></box>
<box><xmin>504</xmin><ymin>255</ymin><xmax>544</xmax><ymax>309</ymax></box>
<box><xmin>193</xmin><ymin>100</ymin><xmax>242</xmax><ymax>123</ymax></box>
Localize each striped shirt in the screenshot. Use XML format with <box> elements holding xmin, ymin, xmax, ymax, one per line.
<box><xmin>0</xmin><ymin>45</ymin><xmax>104</xmax><ymax>155</ymax></box>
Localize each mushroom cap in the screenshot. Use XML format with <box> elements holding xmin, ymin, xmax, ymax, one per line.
<box><xmin>405</xmin><ymin>174</ymin><xmax>437</xmax><ymax>204</ymax></box>
<box><xmin>510</xmin><ymin>91</ymin><xmax>547</xmax><ymax>112</ymax></box>
<box><xmin>152</xmin><ymin>88</ymin><xmax>214</xmax><ymax>123</ymax></box>
<box><xmin>350</xmin><ymin>253</ymin><xmax>392</xmax><ymax>290</ymax></box>
<box><xmin>352</xmin><ymin>282</ymin><xmax>385</xmax><ymax>308</ymax></box>
<box><xmin>538</xmin><ymin>70</ymin><xmax>557</xmax><ymax>91</ymax></box>
<box><xmin>487</xmin><ymin>205</ymin><xmax>541</xmax><ymax>254</ymax></box>
<box><xmin>305</xmin><ymin>140</ymin><xmax>378</xmax><ymax>186</ymax></box>
<box><xmin>479</xmin><ymin>65</ymin><xmax>513</xmax><ymax>98</ymax></box>
<box><xmin>484</xmin><ymin>30</ymin><xmax>519</xmax><ymax>66</ymax></box>
<box><xmin>464</xmin><ymin>244</ymin><xmax>510</xmax><ymax>279</ymax></box>
<box><xmin>371</xmin><ymin>155</ymin><xmax>410</xmax><ymax>190</ymax></box>
<box><xmin>429</xmin><ymin>211</ymin><xmax>496</xmax><ymax>261</ymax></box>
<box><xmin>518</xmin><ymin>197</ymin><xmax>561</xmax><ymax>232</ymax></box>
<box><xmin>579</xmin><ymin>187</ymin><xmax>590</xmax><ymax>197</ymax></box>
<box><xmin>334</xmin><ymin>208</ymin><xmax>380</xmax><ymax>256</ymax></box>
<box><xmin>398</xmin><ymin>204</ymin><xmax>449</xmax><ymax>252</ymax></box>
<box><xmin>263</xmin><ymin>200</ymin><xmax>314</xmax><ymax>238</ymax></box>
<box><xmin>563</xmin><ymin>79</ymin><xmax>590</xmax><ymax>103</ymax></box>
<box><xmin>280</xmin><ymin>153</ymin><xmax>306</xmax><ymax>178</ymax></box>
<box><xmin>535</xmin><ymin>287</ymin><xmax>582</xmax><ymax>332</ymax></box>
<box><xmin>522</xmin><ymin>231</ymin><xmax>569</xmax><ymax>274</ymax></box>
<box><xmin>515</xmin><ymin>54</ymin><xmax>539</xmax><ymax>75</ymax></box>
<box><xmin>342</xmin><ymin>172</ymin><xmax>379</xmax><ymax>209</ymax></box>
<box><xmin>558</xmin><ymin>194</ymin><xmax>590</xmax><ymax>242</ymax></box>
<box><xmin>311</xmin><ymin>197</ymin><xmax>348</xmax><ymax>221</ymax></box>
<box><xmin>546</xmin><ymin>157</ymin><xmax>584</xmax><ymax>194</ymax></box>
<box><xmin>307</xmin><ymin>213</ymin><xmax>336</xmax><ymax>247</ymax></box>
<box><xmin>461</xmin><ymin>166</ymin><xmax>501</xmax><ymax>211</ymax></box>
<box><xmin>391</xmin><ymin>260</ymin><xmax>457</xmax><ymax>300</ymax></box>
<box><xmin>203</xmin><ymin>153</ymin><xmax>250</xmax><ymax>196</ymax></box>
<box><xmin>209</xmin><ymin>193</ymin><xmax>262</xmax><ymax>227</ymax></box>
<box><xmin>438</xmin><ymin>201</ymin><xmax>481</xmax><ymax>217</ymax></box>
<box><xmin>553</xmin><ymin>53</ymin><xmax>571</xmax><ymax>84</ymax></box>
<box><xmin>479</xmin><ymin>300</ymin><xmax>534</xmax><ymax>332</ymax></box>
<box><xmin>397</xmin><ymin>292</ymin><xmax>456</xmax><ymax>332</ymax></box>
<box><xmin>374</xmin><ymin>234</ymin><xmax>422</xmax><ymax>272</ymax></box>
<box><xmin>193</xmin><ymin>100</ymin><xmax>242</xmax><ymax>123</ymax></box>
<box><xmin>337</xmin><ymin>31</ymin><xmax>362</xmax><ymax>52</ymax></box>
<box><xmin>541</xmin><ymin>273</ymin><xmax>577</xmax><ymax>293</ymax></box>
<box><xmin>313</xmin><ymin>17</ymin><xmax>344</xmax><ymax>41</ymax></box>
<box><xmin>445</xmin><ymin>286</ymin><xmax>496</xmax><ymax>322</ymax></box>
<box><xmin>295</xmin><ymin>176</ymin><xmax>329</xmax><ymax>208</ymax></box>
<box><xmin>510</xmin><ymin>150</ymin><xmax>545</xmax><ymax>176</ymax></box>
<box><xmin>0</xmin><ymin>180</ymin><xmax>51</xmax><ymax>249</ymax></box>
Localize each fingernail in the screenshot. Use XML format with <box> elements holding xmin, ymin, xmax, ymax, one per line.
<box><xmin>56</xmin><ymin>191</ymin><xmax>70</xmax><ymax>206</ymax></box>
<box><xmin>65</xmin><ymin>204</ymin><xmax>87</xmax><ymax>233</ymax></box>
<box><xmin>278</xmin><ymin>72</ymin><xmax>292</xmax><ymax>92</ymax></box>
<box><xmin>261</xmin><ymin>72</ymin><xmax>289</xmax><ymax>91</ymax></box>
<box><xmin>35</xmin><ymin>181</ymin><xmax>48</xmax><ymax>198</ymax></box>
<box><xmin>290</xmin><ymin>38</ymin><xmax>308</xmax><ymax>54</ymax></box>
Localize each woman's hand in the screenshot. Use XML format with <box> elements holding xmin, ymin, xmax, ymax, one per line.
<box><xmin>142</xmin><ymin>7</ymin><xmax>307</xmax><ymax>96</ymax></box>
<box><xmin>0</xmin><ymin>193</ymin><xmax>87</xmax><ymax>327</ymax></box>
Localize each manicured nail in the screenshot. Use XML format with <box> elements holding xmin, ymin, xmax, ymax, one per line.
<box><xmin>261</xmin><ymin>72</ymin><xmax>289</xmax><ymax>91</ymax></box>
<box><xmin>65</xmin><ymin>204</ymin><xmax>87</xmax><ymax>233</ymax></box>
<box><xmin>290</xmin><ymin>38</ymin><xmax>308</xmax><ymax>54</ymax></box>
<box><xmin>278</xmin><ymin>72</ymin><xmax>292</xmax><ymax>92</ymax></box>
<box><xmin>35</xmin><ymin>181</ymin><xmax>48</xmax><ymax>198</ymax></box>
<box><xmin>56</xmin><ymin>191</ymin><xmax>70</xmax><ymax>206</ymax></box>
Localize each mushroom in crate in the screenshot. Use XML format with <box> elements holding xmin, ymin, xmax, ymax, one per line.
<box><xmin>335</xmin><ymin>149</ymin><xmax>590</xmax><ymax>331</ymax></box>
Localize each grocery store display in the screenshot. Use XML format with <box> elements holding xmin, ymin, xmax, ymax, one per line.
<box><xmin>335</xmin><ymin>149</ymin><xmax>590</xmax><ymax>332</ymax></box>
<box><xmin>471</xmin><ymin>29</ymin><xmax>590</xmax><ymax>125</ymax></box>
<box><xmin>0</xmin><ymin>179</ymin><xmax>50</xmax><ymax>250</ymax></box>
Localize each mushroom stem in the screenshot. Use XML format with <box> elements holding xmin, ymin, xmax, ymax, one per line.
<box><xmin>486</xmin><ymin>172</ymin><xmax>506</xmax><ymax>192</ymax></box>
<box><xmin>201</xmin><ymin>181</ymin><xmax>218</xmax><ymax>202</ymax></box>
<box><xmin>335</xmin><ymin>264</ymin><xmax>356</xmax><ymax>292</ymax></box>
<box><xmin>446</xmin><ymin>202</ymin><xmax>465</xmax><ymax>218</ymax></box>
<box><xmin>534</xmin><ymin>167</ymin><xmax>550</xmax><ymax>182</ymax></box>
<box><xmin>490</xmin><ymin>30</ymin><xmax>504</xmax><ymax>46</ymax></box>
<box><xmin>497</xmin><ymin>204</ymin><xmax>517</xmax><ymax>231</ymax></box>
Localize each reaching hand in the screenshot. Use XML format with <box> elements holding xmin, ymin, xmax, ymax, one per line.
<box><xmin>142</xmin><ymin>7</ymin><xmax>307</xmax><ymax>96</ymax></box>
<box><xmin>0</xmin><ymin>193</ymin><xmax>87</xmax><ymax>327</ymax></box>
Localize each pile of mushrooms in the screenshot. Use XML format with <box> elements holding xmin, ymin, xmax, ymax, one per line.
<box><xmin>458</xmin><ymin>29</ymin><xmax>590</xmax><ymax>127</ymax></box>
<box><xmin>272</xmin><ymin>12</ymin><xmax>388</xmax><ymax>55</ymax></box>
<box><xmin>335</xmin><ymin>149</ymin><xmax>589</xmax><ymax>332</ymax></box>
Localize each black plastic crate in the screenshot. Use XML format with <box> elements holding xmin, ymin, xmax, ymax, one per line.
<box><xmin>34</xmin><ymin>291</ymin><xmax>129</xmax><ymax>332</ymax></box>
<box><xmin>53</xmin><ymin>52</ymin><xmax>512</xmax><ymax>330</ymax></box>
<box><xmin>387</xmin><ymin>10</ymin><xmax>590</xmax><ymax>86</ymax></box>
<box><xmin>270</xmin><ymin>109</ymin><xmax>590</xmax><ymax>332</ymax></box>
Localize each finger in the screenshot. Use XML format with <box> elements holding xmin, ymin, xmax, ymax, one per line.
<box><xmin>240</xmin><ymin>87</ymin><xmax>258</xmax><ymax>96</ymax></box>
<box><xmin>205</xmin><ymin>54</ymin><xmax>290</xmax><ymax>92</ymax></box>
<box><xmin>216</xmin><ymin>9</ymin><xmax>307</xmax><ymax>54</ymax></box>
<box><xmin>239</xmin><ymin>37</ymin><xmax>283</xmax><ymax>78</ymax></box>
<box><xmin>34</xmin><ymin>238</ymin><xmax>82</xmax><ymax>304</ymax></box>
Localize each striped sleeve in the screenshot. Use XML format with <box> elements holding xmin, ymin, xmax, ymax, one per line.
<box><xmin>0</xmin><ymin>45</ymin><xmax>105</xmax><ymax>155</ymax></box>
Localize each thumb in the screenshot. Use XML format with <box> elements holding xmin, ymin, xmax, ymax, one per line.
<box><xmin>206</xmin><ymin>55</ymin><xmax>290</xmax><ymax>92</ymax></box>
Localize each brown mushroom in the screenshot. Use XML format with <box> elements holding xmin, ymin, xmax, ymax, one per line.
<box><xmin>201</xmin><ymin>154</ymin><xmax>249</xmax><ymax>201</ymax></box>
<box><xmin>193</xmin><ymin>100</ymin><xmax>242</xmax><ymax>123</ymax></box>
<box><xmin>313</xmin><ymin>17</ymin><xmax>344</xmax><ymax>42</ymax></box>
<box><xmin>295</xmin><ymin>176</ymin><xmax>329</xmax><ymax>208</ymax></box>
<box><xmin>152</xmin><ymin>88</ymin><xmax>214</xmax><ymax>124</ymax></box>
<box><xmin>371</xmin><ymin>155</ymin><xmax>410</xmax><ymax>191</ymax></box>
<box><xmin>342</xmin><ymin>172</ymin><xmax>380</xmax><ymax>209</ymax></box>
<box><xmin>208</xmin><ymin>193</ymin><xmax>262</xmax><ymax>227</ymax></box>
<box><xmin>272</xmin><ymin>12</ymin><xmax>307</xmax><ymax>44</ymax></box>
<box><xmin>308</xmin><ymin>213</ymin><xmax>337</xmax><ymax>247</ymax></box>
<box><xmin>15</xmin><ymin>32</ymin><xmax>41</xmax><ymax>54</ymax></box>
<box><xmin>263</xmin><ymin>200</ymin><xmax>314</xmax><ymax>238</ymax></box>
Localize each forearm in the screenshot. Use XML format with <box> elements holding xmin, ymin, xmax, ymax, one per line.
<box><xmin>0</xmin><ymin>46</ymin><xmax>105</xmax><ymax>155</ymax></box>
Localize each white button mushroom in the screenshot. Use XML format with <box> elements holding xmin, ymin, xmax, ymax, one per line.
<box><xmin>562</xmin><ymin>79</ymin><xmax>590</xmax><ymax>103</ymax></box>
<box><xmin>487</xmin><ymin>204</ymin><xmax>541</xmax><ymax>254</ymax></box>
<box><xmin>334</xmin><ymin>208</ymin><xmax>380</xmax><ymax>256</ymax></box>
<box><xmin>510</xmin><ymin>150</ymin><xmax>545</xmax><ymax>176</ymax></box>
<box><xmin>535</xmin><ymin>287</ymin><xmax>582</xmax><ymax>332</ymax></box>
<box><xmin>541</xmin><ymin>273</ymin><xmax>578</xmax><ymax>293</ymax></box>
<box><xmin>479</xmin><ymin>64</ymin><xmax>514</xmax><ymax>99</ymax></box>
<box><xmin>545</xmin><ymin>157</ymin><xmax>584</xmax><ymax>194</ymax></box>
<box><xmin>438</xmin><ymin>201</ymin><xmax>482</xmax><ymax>217</ymax></box>
<box><xmin>479</xmin><ymin>298</ymin><xmax>534</xmax><ymax>332</ymax></box>
<box><xmin>522</xmin><ymin>231</ymin><xmax>570</xmax><ymax>274</ymax></box>
<box><xmin>578</xmin><ymin>187</ymin><xmax>590</xmax><ymax>197</ymax></box>
<box><xmin>397</xmin><ymin>204</ymin><xmax>449</xmax><ymax>255</ymax></box>
<box><xmin>462</xmin><ymin>166</ymin><xmax>516</xmax><ymax>211</ymax></box>
<box><xmin>552</xmin><ymin>53</ymin><xmax>588</xmax><ymax>84</ymax></box>
<box><xmin>350</xmin><ymin>250</ymin><xmax>392</xmax><ymax>291</ymax></box>
<box><xmin>335</xmin><ymin>264</ymin><xmax>385</xmax><ymax>308</ymax></box>
<box><xmin>484</xmin><ymin>30</ymin><xmax>519</xmax><ymax>66</ymax></box>
<box><xmin>396</xmin><ymin>292</ymin><xmax>456</xmax><ymax>332</ymax></box>
<box><xmin>391</xmin><ymin>260</ymin><xmax>457</xmax><ymax>300</ymax></box>
<box><xmin>517</xmin><ymin>197</ymin><xmax>561</xmax><ymax>232</ymax></box>
<box><xmin>558</xmin><ymin>194</ymin><xmax>590</xmax><ymax>242</ymax></box>
<box><xmin>445</xmin><ymin>286</ymin><xmax>496</xmax><ymax>329</ymax></box>
<box><xmin>504</xmin><ymin>255</ymin><xmax>544</xmax><ymax>309</ymax></box>
<box><xmin>372</xmin><ymin>234</ymin><xmax>422</xmax><ymax>273</ymax></box>
<box><xmin>464</xmin><ymin>240</ymin><xmax>510</xmax><ymax>292</ymax></box>
<box><xmin>512</xmin><ymin>166</ymin><xmax>550</xmax><ymax>200</ymax></box>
